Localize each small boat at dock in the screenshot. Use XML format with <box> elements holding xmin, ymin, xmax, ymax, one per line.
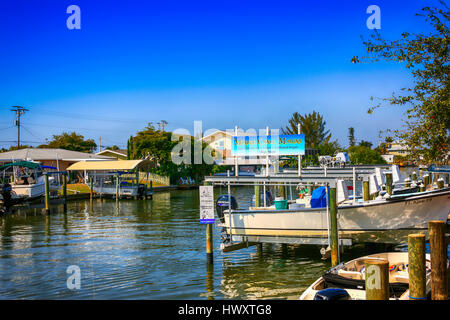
<box><xmin>299</xmin><ymin>252</ymin><xmax>434</xmax><ymax>300</ymax></box>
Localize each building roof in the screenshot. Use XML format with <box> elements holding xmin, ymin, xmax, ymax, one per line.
<box><xmin>201</xmin><ymin>129</ymin><xmax>258</xmax><ymax>141</ymax></box>
<box><xmin>96</xmin><ymin>149</ymin><xmax>127</xmax><ymax>157</ymax></box>
<box><xmin>67</xmin><ymin>160</ymin><xmax>152</xmax><ymax>171</ymax></box>
<box><xmin>0</xmin><ymin>148</ymin><xmax>114</xmax><ymax>162</ymax></box>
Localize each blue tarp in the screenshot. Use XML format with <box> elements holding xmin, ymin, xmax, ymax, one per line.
<box><xmin>310</xmin><ymin>186</ymin><xmax>328</xmax><ymax>208</ymax></box>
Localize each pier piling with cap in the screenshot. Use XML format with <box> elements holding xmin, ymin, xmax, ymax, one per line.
<box><xmin>408</xmin><ymin>234</ymin><xmax>427</xmax><ymax>300</ymax></box>
<box><xmin>329</xmin><ymin>184</ymin><xmax>339</xmax><ymax>267</ymax></box>
<box><xmin>428</xmin><ymin>221</ymin><xmax>448</xmax><ymax>300</ymax></box>
<box><xmin>44</xmin><ymin>173</ymin><xmax>50</xmax><ymax>214</ymax></box>
<box><xmin>385</xmin><ymin>173</ymin><xmax>393</xmax><ymax>195</ymax></box>
<box><xmin>364</xmin><ymin>258</ymin><xmax>389</xmax><ymax>300</ymax></box>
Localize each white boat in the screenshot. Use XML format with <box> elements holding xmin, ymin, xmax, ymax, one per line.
<box><xmin>0</xmin><ymin>161</ymin><xmax>46</xmax><ymax>201</ymax></box>
<box><xmin>299</xmin><ymin>252</ymin><xmax>433</xmax><ymax>300</ymax></box>
<box><xmin>222</xmin><ymin>187</ymin><xmax>450</xmax><ymax>244</ymax></box>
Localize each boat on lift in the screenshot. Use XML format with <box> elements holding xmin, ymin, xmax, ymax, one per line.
<box><xmin>0</xmin><ymin>161</ymin><xmax>46</xmax><ymax>201</ymax></box>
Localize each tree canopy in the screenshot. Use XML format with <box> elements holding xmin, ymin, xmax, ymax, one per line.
<box><xmin>282</xmin><ymin>111</ymin><xmax>332</xmax><ymax>149</ymax></box>
<box><xmin>352</xmin><ymin>1</ymin><xmax>449</xmax><ymax>164</ymax></box>
<box><xmin>38</xmin><ymin>132</ymin><xmax>97</xmax><ymax>153</ymax></box>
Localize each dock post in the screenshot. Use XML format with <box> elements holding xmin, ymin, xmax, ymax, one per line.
<box><xmin>62</xmin><ymin>173</ymin><xmax>67</xmax><ymax>213</ymax></box>
<box><xmin>280</xmin><ymin>182</ymin><xmax>286</xmax><ymax>199</ymax></box>
<box><xmin>254</xmin><ymin>182</ymin><xmax>260</xmax><ymax>207</ymax></box>
<box><xmin>404</xmin><ymin>177</ymin><xmax>411</xmax><ymax>188</ymax></box>
<box><xmin>408</xmin><ymin>234</ymin><xmax>427</xmax><ymax>300</ymax></box>
<box><xmin>89</xmin><ymin>176</ymin><xmax>94</xmax><ymax>201</ymax></box>
<box><xmin>385</xmin><ymin>173</ymin><xmax>393</xmax><ymax>195</ymax></box>
<box><xmin>205</xmin><ymin>181</ymin><xmax>213</xmax><ymax>265</ymax></box>
<box><xmin>411</xmin><ymin>171</ymin><xmax>417</xmax><ymax>183</ymax></box>
<box><xmin>364</xmin><ymin>259</ymin><xmax>389</xmax><ymax>300</ymax></box>
<box><xmin>436</xmin><ymin>178</ymin><xmax>444</xmax><ymax>189</ymax></box>
<box><xmin>115</xmin><ymin>174</ymin><xmax>120</xmax><ymax>201</ymax></box>
<box><xmin>428</xmin><ymin>221</ymin><xmax>448</xmax><ymax>300</ymax></box>
<box><xmin>363</xmin><ymin>178</ymin><xmax>369</xmax><ymax>202</ymax></box>
<box><xmin>329</xmin><ymin>183</ymin><xmax>339</xmax><ymax>267</ymax></box>
<box><xmin>44</xmin><ymin>173</ymin><xmax>50</xmax><ymax>214</ymax></box>
<box><xmin>423</xmin><ymin>173</ymin><xmax>430</xmax><ymax>188</ymax></box>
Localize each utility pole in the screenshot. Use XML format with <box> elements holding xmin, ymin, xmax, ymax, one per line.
<box><xmin>160</xmin><ymin>120</ymin><xmax>167</xmax><ymax>132</ymax></box>
<box><xmin>99</xmin><ymin>136</ymin><xmax>102</xmax><ymax>152</ymax></box>
<box><xmin>10</xmin><ymin>106</ymin><xmax>29</xmax><ymax>149</ymax></box>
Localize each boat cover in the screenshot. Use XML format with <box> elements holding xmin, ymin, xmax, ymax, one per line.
<box><xmin>310</xmin><ymin>186</ymin><xmax>327</xmax><ymax>208</ymax></box>
<box><xmin>0</xmin><ymin>161</ymin><xmax>40</xmax><ymax>170</ymax></box>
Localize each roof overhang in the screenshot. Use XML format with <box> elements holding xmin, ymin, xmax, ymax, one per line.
<box><xmin>66</xmin><ymin>160</ymin><xmax>153</xmax><ymax>171</ymax></box>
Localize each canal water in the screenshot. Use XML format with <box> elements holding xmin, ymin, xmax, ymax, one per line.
<box><xmin>0</xmin><ymin>187</ymin><xmax>373</xmax><ymax>300</ymax></box>
<box><xmin>0</xmin><ymin>183</ymin><xmax>445</xmax><ymax>299</ymax></box>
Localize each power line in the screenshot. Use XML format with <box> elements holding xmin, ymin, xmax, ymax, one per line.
<box><xmin>10</xmin><ymin>106</ymin><xmax>29</xmax><ymax>149</ymax></box>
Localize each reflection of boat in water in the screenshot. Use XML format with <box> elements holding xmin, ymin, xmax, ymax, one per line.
<box><xmin>299</xmin><ymin>252</ymin><xmax>436</xmax><ymax>300</ymax></box>
<box><xmin>0</xmin><ymin>161</ymin><xmax>45</xmax><ymax>201</ymax></box>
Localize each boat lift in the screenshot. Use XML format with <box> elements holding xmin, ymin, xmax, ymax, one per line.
<box><xmin>204</xmin><ymin>165</ymin><xmax>391</xmax><ymax>256</ymax></box>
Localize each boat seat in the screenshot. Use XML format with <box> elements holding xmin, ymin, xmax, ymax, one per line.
<box><xmin>337</xmin><ymin>269</ymin><xmax>362</xmax><ymax>280</ymax></box>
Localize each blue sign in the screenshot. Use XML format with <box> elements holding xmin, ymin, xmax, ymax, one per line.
<box><xmin>231</xmin><ymin>134</ymin><xmax>305</xmax><ymax>156</ymax></box>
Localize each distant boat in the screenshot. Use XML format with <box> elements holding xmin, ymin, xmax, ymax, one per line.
<box><xmin>299</xmin><ymin>252</ymin><xmax>439</xmax><ymax>300</ymax></box>
<box><xmin>0</xmin><ymin>161</ymin><xmax>45</xmax><ymax>201</ymax></box>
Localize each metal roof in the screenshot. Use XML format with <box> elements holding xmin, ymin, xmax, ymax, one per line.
<box><xmin>0</xmin><ymin>148</ymin><xmax>114</xmax><ymax>162</ymax></box>
<box><xmin>66</xmin><ymin>160</ymin><xmax>152</xmax><ymax>171</ymax></box>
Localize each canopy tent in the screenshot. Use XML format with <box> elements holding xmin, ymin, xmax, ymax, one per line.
<box><xmin>0</xmin><ymin>161</ymin><xmax>40</xmax><ymax>171</ymax></box>
<box><xmin>66</xmin><ymin>160</ymin><xmax>153</xmax><ymax>171</ymax></box>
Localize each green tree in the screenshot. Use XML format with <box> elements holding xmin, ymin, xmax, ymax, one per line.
<box><xmin>348</xmin><ymin>127</ymin><xmax>356</xmax><ymax>147</ymax></box>
<box><xmin>358</xmin><ymin>140</ymin><xmax>373</xmax><ymax>149</ymax></box>
<box><xmin>281</xmin><ymin>111</ymin><xmax>332</xmax><ymax>149</ymax></box>
<box><xmin>318</xmin><ymin>140</ymin><xmax>341</xmax><ymax>156</ymax></box>
<box><xmin>38</xmin><ymin>132</ymin><xmax>97</xmax><ymax>153</ymax></box>
<box><xmin>348</xmin><ymin>146</ymin><xmax>386</xmax><ymax>165</ymax></box>
<box><xmin>7</xmin><ymin>145</ymin><xmax>33</xmax><ymax>151</ymax></box>
<box><xmin>352</xmin><ymin>1</ymin><xmax>449</xmax><ymax>164</ymax></box>
<box><xmin>129</xmin><ymin>123</ymin><xmax>217</xmax><ymax>183</ymax></box>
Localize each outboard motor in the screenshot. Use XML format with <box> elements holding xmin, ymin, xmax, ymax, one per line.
<box><xmin>216</xmin><ymin>194</ymin><xmax>238</xmax><ymax>224</ymax></box>
<box><xmin>0</xmin><ymin>183</ymin><xmax>13</xmax><ymax>211</ymax></box>
<box><xmin>313</xmin><ymin>288</ymin><xmax>351</xmax><ymax>300</ymax></box>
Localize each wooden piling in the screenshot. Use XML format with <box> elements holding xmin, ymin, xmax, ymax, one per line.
<box><xmin>436</xmin><ymin>178</ymin><xmax>444</xmax><ymax>189</ymax></box>
<box><xmin>411</xmin><ymin>171</ymin><xmax>417</xmax><ymax>183</ymax></box>
<box><xmin>404</xmin><ymin>178</ymin><xmax>411</xmax><ymax>188</ymax></box>
<box><xmin>280</xmin><ymin>182</ymin><xmax>286</xmax><ymax>199</ymax></box>
<box><xmin>44</xmin><ymin>174</ymin><xmax>50</xmax><ymax>214</ymax></box>
<box><xmin>89</xmin><ymin>176</ymin><xmax>94</xmax><ymax>200</ymax></box>
<box><xmin>62</xmin><ymin>173</ymin><xmax>67</xmax><ymax>212</ymax></box>
<box><xmin>115</xmin><ymin>174</ymin><xmax>120</xmax><ymax>200</ymax></box>
<box><xmin>204</xmin><ymin>181</ymin><xmax>213</xmax><ymax>264</ymax></box>
<box><xmin>408</xmin><ymin>234</ymin><xmax>427</xmax><ymax>300</ymax></box>
<box><xmin>363</xmin><ymin>179</ymin><xmax>369</xmax><ymax>201</ymax></box>
<box><xmin>385</xmin><ymin>173</ymin><xmax>393</xmax><ymax>195</ymax></box>
<box><xmin>254</xmin><ymin>182</ymin><xmax>260</xmax><ymax>207</ymax></box>
<box><xmin>364</xmin><ymin>258</ymin><xmax>389</xmax><ymax>300</ymax></box>
<box><xmin>329</xmin><ymin>185</ymin><xmax>339</xmax><ymax>267</ymax></box>
<box><xmin>428</xmin><ymin>221</ymin><xmax>448</xmax><ymax>300</ymax></box>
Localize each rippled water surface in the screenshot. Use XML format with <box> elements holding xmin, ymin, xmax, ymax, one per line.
<box><xmin>0</xmin><ymin>187</ymin><xmax>398</xmax><ymax>299</ymax></box>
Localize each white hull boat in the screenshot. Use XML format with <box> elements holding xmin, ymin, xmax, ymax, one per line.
<box><xmin>299</xmin><ymin>252</ymin><xmax>435</xmax><ymax>300</ymax></box>
<box><xmin>223</xmin><ymin>188</ymin><xmax>450</xmax><ymax>244</ymax></box>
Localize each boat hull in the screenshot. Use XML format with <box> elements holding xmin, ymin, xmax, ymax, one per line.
<box><xmin>223</xmin><ymin>188</ymin><xmax>450</xmax><ymax>244</ymax></box>
<box><xmin>11</xmin><ymin>182</ymin><xmax>45</xmax><ymax>199</ymax></box>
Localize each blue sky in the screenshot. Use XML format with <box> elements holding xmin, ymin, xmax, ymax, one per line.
<box><xmin>0</xmin><ymin>0</ymin><xmax>437</xmax><ymax>150</ymax></box>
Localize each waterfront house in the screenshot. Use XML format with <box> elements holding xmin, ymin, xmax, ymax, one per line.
<box><xmin>96</xmin><ymin>149</ymin><xmax>128</xmax><ymax>160</ymax></box>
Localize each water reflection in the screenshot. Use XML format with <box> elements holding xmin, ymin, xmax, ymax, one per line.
<box><xmin>0</xmin><ymin>187</ymin><xmax>374</xmax><ymax>299</ymax></box>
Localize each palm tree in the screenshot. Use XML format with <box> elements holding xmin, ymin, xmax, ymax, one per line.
<box><xmin>281</xmin><ymin>111</ymin><xmax>331</xmax><ymax>148</ymax></box>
